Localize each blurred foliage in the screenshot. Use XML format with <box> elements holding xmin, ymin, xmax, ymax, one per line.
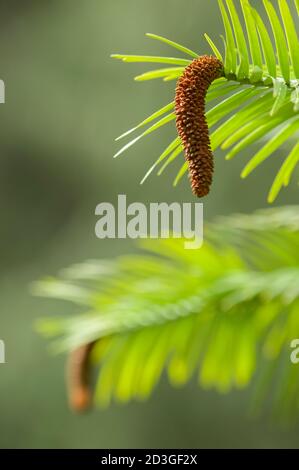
<box><xmin>35</xmin><ymin>206</ymin><xmax>299</xmax><ymax>421</ymax></box>
<box><xmin>113</xmin><ymin>0</ymin><xmax>299</xmax><ymax>202</ymax></box>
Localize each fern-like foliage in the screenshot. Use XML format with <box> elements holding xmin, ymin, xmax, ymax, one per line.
<box><xmin>112</xmin><ymin>0</ymin><xmax>299</xmax><ymax>202</ymax></box>
<box><xmin>34</xmin><ymin>206</ymin><xmax>299</xmax><ymax>418</ymax></box>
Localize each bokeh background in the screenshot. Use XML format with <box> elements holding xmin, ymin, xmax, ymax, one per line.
<box><xmin>0</xmin><ymin>0</ymin><xmax>299</xmax><ymax>448</ymax></box>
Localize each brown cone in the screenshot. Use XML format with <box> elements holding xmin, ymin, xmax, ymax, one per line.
<box><xmin>175</xmin><ymin>56</ymin><xmax>223</xmax><ymax>197</ymax></box>
<box><xmin>67</xmin><ymin>342</ymin><xmax>95</xmax><ymax>413</ymax></box>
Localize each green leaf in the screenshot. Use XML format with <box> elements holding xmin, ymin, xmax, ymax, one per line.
<box><xmin>145</xmin><ymin>33</ymin><xmax>199</xmax><ymax>59</ymax></box>
<box><xmin>226</xmin><ymin>0</ymin><xmax>250</xmax><ymax>80</ymax></box>
<box><xmin>240</xmin><ymin>0</ymin><xmax>263</xmax><ymax>81</ymax></box>
<box><xmin>220</xmin><ymin>35</ymin><xmax>230</xmax><ymax>72</ymax></box>
<box><xmin>116</xmin><ymin>102</ymin><xmax>174</xmax><ymax>141</ymax></box>
<box><xmin>111</xmin><ymin>54</ymin><xmax>191</xmax><ymax>66</ymax></box>
<box><xmin>140</xmin><ymin>137</ymin><xmax>181</xmax><ymax>184</ymax></box>
<box><xmin>263</xmin><ymin>0</ymin><xmax>290</xmax><ymax>83</ymax></box>
<box><xmin>252</xmin><ymin>8</ymin><xmax>277</xmax><ymax>78</ymax></box>
<box><xmin>163</xmin><ymin>73</ymin><xmax>182</xmax><ymax>82</ymax></box>
<box><xmin>157</xmin><ymin>145</ymin><xmax>183</xmax><ymax>175</ymax></box>
<box><xmin>113</xmin><ymin>113</ymin><xmax>175</xmax><ymax>158</ymax></box>
<box><xmin>241</xmin><ymin>116</ymin><xmax>299</xmax><ymax>177</ymax></box>
<box><xmin>217</xmin><ymin>111</ymin><xmax>272</xmax><ymax>151</ymax></box>
<box><xmin>207</xmin><ymin>87</ymin><xmax>261</xmax><ymax>127</ymax></box>
<box><xmin>32</xmin><ymin>279</ymin><xmax>92</xmax><ymax>306</ymax></box>
<box><xmin>211</xmin><ymin>90</ymin><xmax>273</xmax><ymax>149</ymax></box>
<box><xmin>278</xmin><ymin>0</ymin><xmax>299</xmax><ymax>79</ymax></box>
<box><xmin>173</xmin><ymin>162</ymin><xmax>188</xmax><ymax>186</ymax></box>
<box><xmin>218</xmin><ymin>0</ymin><xmax>237</xmax><ymax>74</ymax></box>
<box><xmin>204</xmin><ymin>33</ymin><xmax>224</xmax><ymax>62</ymax></box>
<box><xmin>283</xmin><ymin>142</ymin><xmax>299</xmax><ymax>186</ymax></box>
<box><xmin>134</xmin><ymin>67</ymin><xmax>184</xmax><ymax>82</ymax></box>
<box><xmin>225</xmin><ymin>114</ymin><xmax>287</xmax><ymax>160</ymax></box>
<box><xmin>268</xmin><ymin>141</ymin><xmax>299</xmax><ymax>203</ymax></box>
<box><xmin>208</xmin><ymin>77</ymin><xmax>228</xmax><ymax>90</ymax></box>
<box><xmin>270</xmin><ymin>79</ymin><xmax>288</xmax><ymax>116</ymax></box>
<box><xmin>207</xmin><ymin>83</ymin><xmax>240</xmax><ymax>103</ymax></box>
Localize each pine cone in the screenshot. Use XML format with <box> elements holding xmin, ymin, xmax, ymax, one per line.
<box><xmin>175</xmin><ymin>56</ymin><xmax>223</xmax><ymax>197</ymax></box>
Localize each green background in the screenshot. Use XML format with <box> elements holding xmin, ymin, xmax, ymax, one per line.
<box><xmin>0</xmin><ymin>0</ymin><xmax>298</xmax><ymax>448</ymax></box>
